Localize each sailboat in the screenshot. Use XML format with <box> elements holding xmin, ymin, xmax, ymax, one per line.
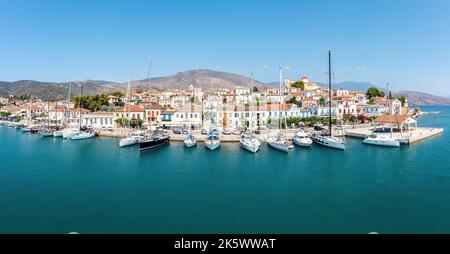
<box><xmin>119</xmin><ymin>70</ymin><xmax>141</xmax><ymax>147</ymax></box>
<box><xmin>39</xmin><ymin>97</ymin><xmax>54</xmax><ymax>137</ymax></box>
<box><xmin>22</xmin><ymin>90</ymin><xmax>35</xmax><ymax>132</ymax></box>
<box><xmin>71</xmin><ymin>83</ymin><xmax>95</xmax><ymax>140</ymax></box>
<box><xmin>240</xmin><ymin>68</ymin><xmax>261</xmax><ymax>153</ymax></box>
<box><xmin>139</xmin><ymin>56</ymin><xmax>170</xmax><ymax>151</ymax></box>
<box><xmin>53</xmin><ymin>101</ymin><xmax>64</xmax><ymax>137</ymax></box>
<box><xmin>62</xmin><ymin>83</ymin><xmax>80</xmax><ymax>139</ymax></box>
<box><xmin>205</xmin><ymin>125</ymin><xmax>221</xmax><ymax>151</ymax></box>
<box><xmin>311</xmin><ymin>50</ymin><xmax>346</xmax><ymax>150</ymax></box>
<box><xmin>183</xmin><ymin>93</ymin><xmax>197</xmax><ymax>148</ymax></box>
<box><xmin>363</xmin><ymin>83</ymin><xmax>400</xmax><ymax>147</ymax></box>
<box><xmin>268</xmin><ymin>65</ymin><xmax>293</xmax><ymax>153</ymax></box>
<box><xmin>293</xmin><ymin>128</ymin><xmax>313</xmax><ymax>147</ymax></box>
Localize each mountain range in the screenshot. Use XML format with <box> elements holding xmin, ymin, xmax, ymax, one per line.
<box><xmin>1</xmin><ymin>69</ymin><xmax>449</xmax><ymax>106</ymax></box>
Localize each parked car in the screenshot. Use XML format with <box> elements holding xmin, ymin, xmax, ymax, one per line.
<box><xmin>172</xmin><ymin>129</ymin><xmax>182</xmax><ymax>134</ymax></box>
<box><xmin>201</xmin><ymin>129</ymin><xmax>208</xmax><ymax>135</ymax></box>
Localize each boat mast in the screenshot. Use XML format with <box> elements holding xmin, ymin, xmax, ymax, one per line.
<box><xmin>28</xmin><ymin>88</ymin><xmax>32</xmax><ymax>125</ymax></box>
<box><xmin>387</xmin><ymin>83</ymin><xmax>393</xmax><ymax>137</ymax></box>
<box><xmin>147</xmin><ymin>56</ymin><xmax>152</xmax><ymax>132</ymax></box>
<box><xmin>249</xmin><ymin>66</ymin><xmax>253</xmax><ymax>132</ymax></box>
<box><xmin>79</xmin><ymin>83</ymin><xmax>83</xmax><ymax>130</ymax></box>
<box><xmin>127</xmin><ymin>69</ymin><xmax>132</xmax><ymax>133</ymax></box>
<box><xmin>328</xmin><ymin>50</ymin><xmax>332</xmax><ymax>137</ymax></box>
<box><xmin>55</xmin><ymin>100</ymin><xmax>58</xmax><ymax>129</ymax></box>
<box><xmin>67</xmin><ymin>83</ymin><xmax>72</xmax><ymax>127</ymax></box>
<box><xmin>279</xmin><ymin>64</ymin><xmax>282</xmax><ymax>132</ymax></box>
<box><xmin>47</xmin><ymin>95</ymin><xmax>50</xmax><ymax>129</ymax></box>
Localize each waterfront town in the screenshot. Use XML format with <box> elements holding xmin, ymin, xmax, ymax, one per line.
<box><xmin>0</xmin><ymin>75</ymin><xmax>443</xmax><ymax>148</ymax></box>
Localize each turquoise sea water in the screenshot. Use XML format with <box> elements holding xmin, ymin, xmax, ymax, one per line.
<box><xmin>0</xmin><ymin>106</ymin><xmax>449</xmax><ymax>234</ymax></box>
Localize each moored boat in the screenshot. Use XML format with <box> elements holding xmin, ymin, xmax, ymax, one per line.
<box><xmin>119</xmin><ymin>135</ymin><xmax>141</xmax><ymax>147</ymax></box>
<box><xmin>293</xmin><ymin>129</ymin><xmax>313</xmax><ymax>147</ymax></box>
<box><xmin>205</xmin><ymin>131</ymin><xmax>220</xmax><ymax>151</ymax></box>
<box><xmin>240</xmin><ymin>131</ymin><xmax>261</xmax><ymax>153</ymax></box>
<box><xmin>53</xmin><ymin>130</ymin><xmax>64</xmax><ymax>138</ymax></box>
<box><xmin>312</xmin><ymin>132</ymin><xmax>346</xmax><ymax>150</ymax></box>
<box><xmin>39</xmin><ymin>129</ymin><xmax>54</xmax><ymax>137</ymax></box>
<box><xmin>363</xmin><ymin>134</ymin><xmax>400</xmax><ymax>147</ymax></box>
<box><xmin>312</xmin><ymin>50</ymin><xmax>346</xmax><ymax>151</ymax></box>
<box><xmin>71</xmin><ymin>131</ymin><xmax>95</xmax><ymax>140</ymax></box>
<box><xmin>183</xmin><ymin>134</ymin><xmax>197</xmax><ymax>148</ymax></box>
<box><xmin>139</xmin><ymin>130</ymin><xmax>169</xmax><ymax>151</ymax></box>
<box><xmin>267</xmin><ymin>131</ymin><xmax>292</xmax><ymax>153</ymax></box>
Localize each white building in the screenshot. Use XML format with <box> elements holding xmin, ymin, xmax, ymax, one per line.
<box><xmin>82</xmin><ymin>112</ymin><xmax>114</xmax><ymax>130</ymax></box>
<box><xmin>170</xmin><ymin>104</ymin><xmax>203</xmax><ymax>129</ymax></box>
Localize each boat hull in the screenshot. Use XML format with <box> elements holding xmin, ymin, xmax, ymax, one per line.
<box><xmin>119</xmin><ymin>137</ymin><xmax>140</xmax><ymax>148</ymax></box>
<box><xmin>293</xmin><ymin>137</ymin><xmax>313</xmax><ymax>147</ymax></box>
<box><xmin>240</xmin><ymin>140</ymin><xmax>260</xmax><ymax>153</ymax></box>
<box><xmin>39</xmin><ymin>131</ymin><xmax>54</xmax><ymax>137</ymax></box>
<box><xmin>184</xmin><ymin>140</ymin><xmax>197</xmax><ymax>148</ymax></box>
<box><xmin>21</xmin><ymin>127</ymin><xmax>31</xmax><ymax>132</ymax></box>
<box><xmin>71</xmin><ymin>133</ymin><xmax>95</xmax><ymax>140</ymax></box>
<box><xmin>363</xmin><ymin>139</ymin><xmax>400</xmax><ymax>147</ymax></box>
<box><xmin>268</xmin><ymin>142</ymin><xmax>290</xmax><ymax>153</ymax></box>
<box><xmin>63</xmin><ymin>130</ymin><xmax>79</xmax><ymax>139</ymax></box>
<box><xmin>312</xmin><ymin>136</ymin><xmax>346</xmax><ymax>150</ymax></box>
<box><xmin>205</xmin><ymin>141</ymin><xmax>220</xmax><ymax>151</ymax></box>
<box><xmin>139</xmin><ymin>137</ymin><xmax>169</xmax><ymax>151</ymax></box>
<box><xmin>53</xmin><ymin>131</ymin><xmax>64</xmax><ymax>138</ymax></box>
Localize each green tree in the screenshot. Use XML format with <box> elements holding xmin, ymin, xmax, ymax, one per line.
<box><xmin>318</xmin><ymin>97</ymin><xmax>325</xmax><ymax>107</ymax></box>
<box><xmin>252</xmin><ymin>86</ymin><xmax>259</xmax><ymax>92</ymax></box>
<box><xmin>286</xmin><ymin>96</ymin><xmax>302</xmax><ymax>107</ymax></box>
<box><xmin>398</xmin><ymin>96</ymin><xmax>407</xmax><ymax>106</ymax></box>
<box><xmin>366</xmin><ymin>87</ymin><xmax>381</xmax><ymax>99</ymax></box>
<box><xmin>74</xmin><ymin>93</ymin><xmax>110</xmax><ymax>112</ymax></box>
<box><xmin>112</xmin><ymin>91</ymin><xmax>124</xmax><ymax>97</ymax></box>
<box><xmin>0</xmin><ymin>111</ymin><xmax>12</xmax><ymax>117</ymax></box>
<box><xmin>291</xmin><ymin>80</ymin><xmax>305</xmax><ymax>90</ymax></box>
<box><xmin>135</xmin><ymin>88</ymin><xmax>144</xmax><ymax>94</ymax></box>
<box><xmin>115</xmin><ymin>117</ymin><xmax>129</xmax><ymax>127</ymax></box>
<box><xmin>130</xmin><ymin>119</ymin><xmax>144</xmax><ymax>128</ymax></box>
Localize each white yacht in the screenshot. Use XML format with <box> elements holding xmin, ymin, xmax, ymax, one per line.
<box><xmin>267</xmin><ymin>66</ymin><xmax>293</xmax><ymax>153</ymax></box>
<box><xmin>53</xmin><ymin>130</ymin><xmax>64</xmax><ymax>138</ymax></box>
<box><xmin>63</xmin><ymin>128</ymin><xmax>79</xmax><ymax>139</ymax></box>
<box><xmin>205</xmin><ymin>131</ymin><xmax>220</xmax><ymax>151</ymax></box>
<box><xmin>312</xmin><ymin>132</ymin><xmax>346</xmax><ymax>150</ymax></box>
<box><xmin>184</xmin><ymin>133</ymin><xmax>197</xmax><ymax>148</ymax></box>
<box><xmin>293</xmin><ymin>129</ymin><xmax>313</xmax><ymax>147</ymax></box>
<box><xmin>363</xmin><ymin>83</ymin><xmax>401</xmax><ymax>148</ymax></box>
<box><xmin>363</xmin><ymin>134</ymin><xmax>400</xmax><ymax>147</ymax></box>
<box><xmin>119</xmin><ymin>135</ymin><xmax>141</xmax><ymax>147</ymax></box>
<box><xmin>71</xmin><ymin>131</ymin><xmax>95</xmax><ymax>140</ymax></box>
<box><xmin>39</xmin><ymin>129</ymin><xmax>54</xmax><ymax>137</ymax></box>
<box><xmin>267</xmin><ymin>131</ymin><xmax>292</xmax><ymax>153</ymax></box>
<box><xmin>240</xmin><ymin>131</ymin><xmax>261</xmax><ymax>153</ymax></box>
<box><xmin>118</xmin><ymin>71</ymin><xmax>140</xmax><ymax>148</ymax></box>
<box><xmin>312</xmin><ymin>50</ymin><xmax>346</xmax><ymax>151</ymax></box>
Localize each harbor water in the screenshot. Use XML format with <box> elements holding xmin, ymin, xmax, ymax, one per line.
<box><xmin>0</xmin><ymin>106</ymin><xmax>449</xmax><ymax>233</ymax></box>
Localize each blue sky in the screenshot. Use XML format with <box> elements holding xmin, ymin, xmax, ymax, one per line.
<box><xmin>1</xmin><ymin>0</ymin><xmax>449</xmax><ymax>94</ymax></box>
